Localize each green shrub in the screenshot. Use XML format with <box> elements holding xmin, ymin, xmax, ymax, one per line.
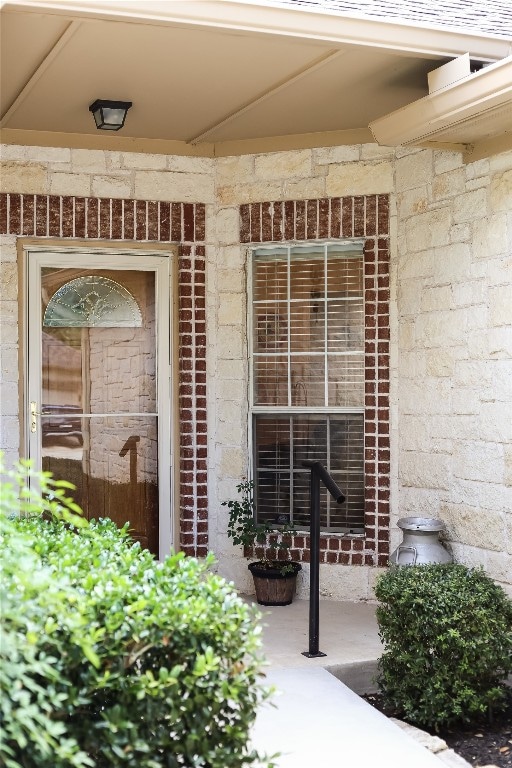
<box><xmin>375</xmin><ymin>563</ymin><xmax>512</xmax><ymax>730</ymax></box>
<box><xmin>0</xmin><ymin>459</ymin><xmax>272</xmax><ymax>768</ymax></box>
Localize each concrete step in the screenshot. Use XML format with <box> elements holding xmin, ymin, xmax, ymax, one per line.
<box><xmin>252</xmin><ymin>667</ymin><xmax>445</xmax><ymax>768</ymax></box>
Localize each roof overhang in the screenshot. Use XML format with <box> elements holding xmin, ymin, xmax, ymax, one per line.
<box><xmin>1</xmin><ymin>0</ymin><xmax>511</xmax><ymax>159</ymax></box>
<box><xmin>369</xmin><ymin>55</ymin><xmax>512</xmax><ymax>161</ymax></box>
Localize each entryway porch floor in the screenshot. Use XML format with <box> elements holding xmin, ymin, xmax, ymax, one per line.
<box><xmin>248</xmin><ymin>598</ymin><xmax>461</xmax><ymax>768</ymax></box>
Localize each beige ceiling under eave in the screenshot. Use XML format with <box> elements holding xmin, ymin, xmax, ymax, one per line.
<box><xmin>369</xmin><ymin>55</ymin><xmax>512</xmax><ymax>161</ymax></box>
<box><xmin>1</xmin><ymin>0</ymin><xmax>511</xmax><ymax>158</ymax></box>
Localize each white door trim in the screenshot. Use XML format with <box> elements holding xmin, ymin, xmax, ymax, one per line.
<box><xmin>24</xmin><ymin>243</ymin><xmax>174</xmax><ymax>558</ymax></box>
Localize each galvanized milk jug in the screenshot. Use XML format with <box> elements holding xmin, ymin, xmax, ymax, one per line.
<box><xmin>390</xmin><ymin>517</ymin><xmax>453</xmax><ymax>566</ymax></box>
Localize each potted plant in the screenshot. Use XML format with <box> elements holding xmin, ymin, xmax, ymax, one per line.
<box><xmin>223</xmin><ymin>480</ymin><xmax>301</xmax><ymax>606</ymax></box>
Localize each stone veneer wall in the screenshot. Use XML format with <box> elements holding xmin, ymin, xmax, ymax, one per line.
<box><xmin>1</xmin><ymin>142</ymin><xmax>511</xmax><ymax>599</ymax></box>
<box><xmin>394</xmin><ymin>148</ymin><xmax>512</xmax><ymax>595</ymax></box>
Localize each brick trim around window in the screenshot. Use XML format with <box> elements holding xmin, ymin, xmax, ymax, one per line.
<box><xmin>240</xmin><ymin>195</ymin><xmax>390</xmax><ymax>567</ymax></box>
<box><xmin>0</xmin><ymin>192</ymin><xmax>208</xmax><ymax>558</ymax></box>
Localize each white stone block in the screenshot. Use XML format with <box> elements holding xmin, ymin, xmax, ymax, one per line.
<box><xmin>489</xmin><ymin>285</ymin><xmax>512</xmax><ymax>326</ymax></box>
<box><xmin>216</xmin><ymin>417</ymin><xmax>244</xmax><ymax>446</ymax></box>
<box><xmin>482</xmin><ymin>550</ymin><xmax>512</xmax><ymax>583</ymax></box>
<box><xmin>404</xmin><ymin>208</ymin><xmax>451</xmax><ymax>252</ymax></box>
<box><xmin>453</xmin><ymin>441</ymin><xmax>504</xmax><ymax>484</ymax></box>
<box><xmin>360</xmin><ymin>144</ymin><xmax>395</xmax><ymax>160</ymax></box>
<box><xmin>0</xmin><ymin>345</ymin><xmax>18</xmax><ymax>382</ymax></box>
<box><xmin>0</xmin><ymin>162</ymin><xmax>48</xmax><ymax>194</ymax></box>
<box><xmin>490</xmin><ymin>168</ymin><xmax>512</xmax><ymax>212</ymax></box>
<box><xmin>451</xmin><ymin>387</ymin><xmax>480</xmax><ymax>415</ymax></box>
<box><xmin>452</xmin><ymin>280</ymin><xmax>485</xmax><ymax>307</ymax></box>
<box><xmin>426</xmin><ymin>349</ymin><xmax>454</xmax><ymax>377</ymax></box>
<box><xmin>465</xmin><ymin>176</ymin><xmax>490</xmax><ymax>192</ymax></box>
<box><xmin>314</xmin><ymin>145</ymin><xmax>360</xmax><ymax>165</ymax></box>
<box><xmin>478</xmin><ymin>401</ymin><xmax>512</xmax><ymax>442</ymax></box>
<box><xmin>0</xmin><ymin>235</ymin><xmax>17</xmax><ymax>263</ymax></box>
<box><xmin>449</xmin><ymin>223</ymin><xmax>471</xmax><ymax>243</ymax></box>
<box><xmin>216</xmin><ymin>155</ymin><xmax>254</xmax><ymax>184</ymax></box>
<box><xmin>397</xmin><ymin>277</ymin><xmax>426</xmax><ymax>316</ymax></box>
<box><xmin>49</xmin><ymin>172</ymin><xmax>91</xmax><ymax>197</ymax></box>
<box><xmin>489</xmin><ymin>150</ymin><xmax>512</xmax><ymax>172</ymax></box>
<box><xmin>397</xmin><ymin>186</ymin><xmax>429</xmax><ymax>218</ymax></box>
<box><xmin>91</xmin><ymin>174</ymin><xmax>132</xmax><ymax>198</ymax></box>
<box><xmin>431</xmin><ymin>242</ymin><xmax>471</xmax><ymax>284</ymax></box>
<box><xmin>217</xmin><ymin>445</ymin><xmax>247</xmax><ymax>480</ymax></box>
<box><xmin>216</xmin><ymin>326</ymin><xmax>244</xmax><ymax>359</ymax></box>
<box><xmin>399</xmin><ymin>416</ymin><xmax>429</xmax><ymax>451</ymax></box>
<box><xmin>167</xmin><ymin>156</ymin><xmax>214</xmax><ymax>174</ymax></box>
<box><xmin>420</xmin><ymin>285</ymin><xmax>452</xmax><ymax>313</ymax></box>
<box><xmin>215</xmin><ymin>207</ymin><xmax>240</xmax><ymax>245</ymax></box>
<box><xmin>0</xmin><ymin>262</ymin><xmax>17</xmax><ymax>301</ymax></box>
<box><xmin>399</xmin><ymin>250</ymin><xmax>434</xmax><ymax>280</ymax></box>
<box><xmin>217</xmin><ymin>180</ymin><xmax>283</xmax><ymax>206</ymax></box>
<box><xmin>434</xmin><ymin>151</ymin><xmax>463</xmax><ymax>175</ymax></box>
<box><xmin>254</xmin><ymin>149</ymin><xmax>311</xmax><ymax>181</ymax></box>
<box><xmin>453</xmin><ymin>188</ymin><xmax>488</xmax><ymax>223</ymax></box>
<box><xmin>432</xmin><ymin>168</ymin><xmax>465</xmax><ymax>201</ymax></box>
<box><xmin>214</xmin><ymin>244</ymin><xmax>244</xmax><ymax>270</ymax></box>
<box><xmin>0</xmin><ymin>381</ymin><xmax>19</xmax><ymax>416</ymax></box>
<box><xmin>395</xmin><ymin>150</ymin><xmax>433</xmax><ymax>192</ymax></box>
<box><xmin>400</xmin><ymin>451</ymin><xmax>452</xmax><ymax>490</ymax></box>
<box><xmin>465</xmin><ymin>158</ymin><xmax>490</xmax><ymax>180</ymax></box>
<box><xmin>283</xmin><ymin>176</ymin><xmax>325</xmax><ymax>200</ymax></box>
<box><xmin>26</xmin><ymin>146</ymin><xmax>71</xmax><ymax>164</ymax></box>
<box><xmin>399</xmin><ymin>380</ymin><xmax>453</xmax><ymax>416</ymax></box>
<box><xmin>121</xmin><ymin>153</ymin><xmax>167</xmax><ymax>170</ymax></box>
<box><xmin>441</xmin><ymin>503</ymin><xmax>505</xmax><ymax>551</ymax></box>
<box><xmin>134</xmin><ymin>170</ymin><xmax>215</xmax><ymax>203</ymax></box>
<box><xmin>472</xmin><ymin>214</ymin><xmax>509</xmax><ymax>259</ymax></box>
<box><xmin>217</xmin><ymin>268</ymin><xmax>244</xmax><ymax>293</ymax></box>
<box><xmin>218</xmin><ymin>292</ymin><xmax>244</xmax><ymax>325</ymax></box>
<box><xmin>326</xmin><ymin>161</ymin><xmax>393</xmax><ymax>196</ymax></box>
<box><xmin>0</xmin><ymin>320</ymin><xmax>17</xmax><ymax>344</ymax></box>
<box><xmin>216</xmin><ymin>358</ymin><xmax>246</xmax><ymax>380</ymax></box>
<box><xmin>0</xmin><ymin>417</ymin><xmax>20</xmax><ymax>452</ymax></box>
<box><xmin>415</xmin><ymin>311</ymin><xmax>465</xmax><ymax>348</ymax></box>
<box><xmin>71</xmin><ymin>149</ymin><xmax>107</xmax><ymax>173</ymax></box>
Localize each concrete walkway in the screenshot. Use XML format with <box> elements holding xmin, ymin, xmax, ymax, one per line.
<box><xmin>249</xmin><ymin>599</ymin><xmax>469</xmax><ymax>768</ymax></box>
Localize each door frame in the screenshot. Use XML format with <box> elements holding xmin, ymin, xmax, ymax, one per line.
<box><xmin>21</xmin><ymin>240</ymin><xmax>177</xmax><ymax>559</ymax></box>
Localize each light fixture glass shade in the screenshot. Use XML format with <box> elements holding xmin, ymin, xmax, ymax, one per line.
<box><xmin>89</xmin><ymin>99</ymin><xmax>132</xmax><ymax>131</ymax></box>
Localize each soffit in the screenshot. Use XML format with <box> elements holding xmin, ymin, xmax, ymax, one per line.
<box><xmin>1</xmin><ymin>0</ymin><xmax>511</xmax><ymax>158</ymax></box>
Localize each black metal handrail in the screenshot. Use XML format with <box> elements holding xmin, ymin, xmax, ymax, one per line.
<box><xmin>301</xmin><ymin>461</ymin><xmax>346</xmax><ymax>658</ymax></box>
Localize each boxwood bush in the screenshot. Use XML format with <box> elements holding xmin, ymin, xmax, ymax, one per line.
<box><xmin>0</xmin><ymin>459</ymin><xmax>272</xmax><ymax>768</ymax></box>
<box><xmin>375</xmin><ymin>563</ymin><xmax>512</xmax><ymax>730</ymax></box>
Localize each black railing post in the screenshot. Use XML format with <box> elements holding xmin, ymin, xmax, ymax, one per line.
<box><xmin>301</xmin><ymin>461</ymin><xmax>346</xmax><ymax>658</ymax></box>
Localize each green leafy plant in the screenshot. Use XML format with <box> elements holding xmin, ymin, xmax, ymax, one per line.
<box><xmin>0</xmin><ymin>457</ymin><xmax>274</xmax><ymax>768</ymax></box>
<box><xmin>375</xmin><ymin>563</ymin><xmax>512</xmax><ymax>730</ymax></box>
<box><xmin>223</xmin><ymin>480</ymin><xmax>298</xmax><ymax>574</ymax></box>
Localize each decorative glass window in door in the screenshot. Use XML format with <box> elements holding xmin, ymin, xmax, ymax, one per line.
<box><xmin>44</xmin><ymin>276</ymin><xmax>142</xmax><ymax>327</ymax></box>
<box><xmin>251</xmin><ymin>242</ymin><xmax>365</xmax><ymax>532</ymax></box>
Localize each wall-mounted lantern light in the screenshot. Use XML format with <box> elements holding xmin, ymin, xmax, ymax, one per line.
<box><xmin>89</xmin><ymin>99</ymin><xmax>132</xmax><ymax>131</ymax></box>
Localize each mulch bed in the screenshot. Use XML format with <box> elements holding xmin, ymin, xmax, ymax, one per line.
<box><xmin>362</xmin><ymin>687</ymin><xmax>512</xmax><ymax>768</ymax></box>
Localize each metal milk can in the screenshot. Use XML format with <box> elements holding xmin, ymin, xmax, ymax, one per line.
<box><xmin>390</xmin><ymin>517</ymin><xmax>453</xmax><ymax>566</ymax></box>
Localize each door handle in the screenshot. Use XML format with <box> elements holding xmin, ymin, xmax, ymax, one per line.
<box><xmin>30</xmin><ymin>401</ymin><xmax>40</xmax><ymax>433</ymax></box>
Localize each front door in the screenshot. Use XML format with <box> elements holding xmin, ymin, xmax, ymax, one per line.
<box><xmin>25</xmin><ymin>247</ymin><xmax>172</xmax><ymax>557</ymax></box>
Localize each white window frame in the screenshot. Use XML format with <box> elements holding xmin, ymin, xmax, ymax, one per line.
<box><xmin>248</xmin><ymin>239</ymin><xmax>366</xmax><ymax>533</ymax></box>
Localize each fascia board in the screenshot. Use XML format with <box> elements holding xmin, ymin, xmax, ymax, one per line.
<box><xmin>369</xmin><ymin>55</ymin><xmax>512</xmax><ymax>145</ymax></box>
<box><xmin>2</xmin><ymin>0</ymin><xmax>511</xmax><ymax>61</ymax></box>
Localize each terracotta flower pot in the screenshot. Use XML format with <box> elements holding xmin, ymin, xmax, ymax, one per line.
<box><xmin>248</xmin><ymin>561</ymin><xmax>302</xmax><ymax>606</ymax></box>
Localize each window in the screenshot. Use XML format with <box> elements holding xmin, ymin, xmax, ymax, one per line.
<box><xmin>250</xmin><ymin>242</ymin><xmax>365</xmax><ymax>532</ymax></box>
